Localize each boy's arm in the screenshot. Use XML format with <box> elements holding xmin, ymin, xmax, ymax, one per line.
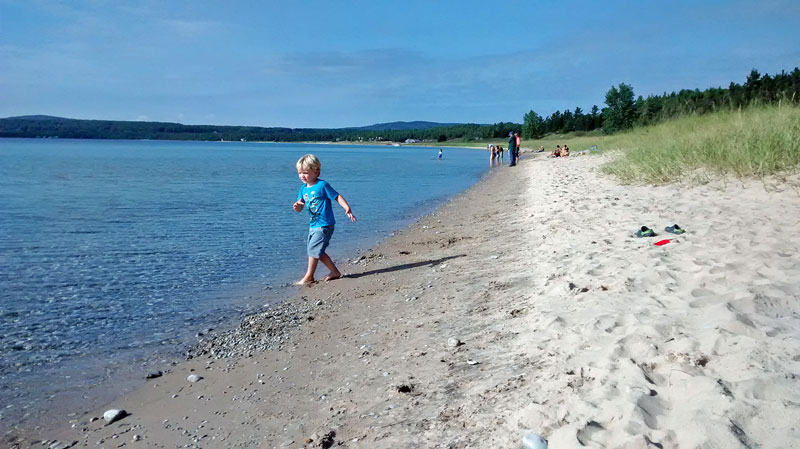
<box><xmin>336</xmin><ymin>195</ymin><xmax>356</xmax><ymax>222</ymax></box>
<box><xmin>294</xmin><ymin>187</ymin><xmax>305</xmax><ymax>212</ymax></box>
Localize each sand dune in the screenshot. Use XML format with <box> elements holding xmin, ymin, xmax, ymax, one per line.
<box><xmin>26</xmin><ymin>154</ymin><xmax>800</xmax><ymax>448</ymax></box>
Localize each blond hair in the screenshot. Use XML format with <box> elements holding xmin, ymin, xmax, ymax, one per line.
<box><xmin>296</xmin><ymin>154</ymin><xmax>321</xmax><ymax>172</ymax></box>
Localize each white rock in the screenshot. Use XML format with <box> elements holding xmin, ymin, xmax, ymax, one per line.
<box><xmin>522</xmin><ymin>432</ymin><xmax>548</xmax><ymax>449</ymax></box>
<box><xmin>187</xmin><ymin>374</ymin><xmax>203</xmax><ymax>383</ymax></box>
<box><xmin>447</xmin><ymin>337</ymin><xmax>461</xmax><ymax>348</ymax></box>
<box><xmin>103</xmin><ymin>409</ymin><xmax>127</xmax><ymax>424</ymax></box>
<box><xmin>48</xmin><ymin>441</ymin><xmax>76</xmax><ymax>449</ymax></box>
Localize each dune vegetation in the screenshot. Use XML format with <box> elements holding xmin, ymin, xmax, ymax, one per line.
<box><xmin>466</xmin><ymin>103</ymin><xmax>800</xmax><ymax>186</ymax></box>
<box><xmin>599</xmin><ymin>103</ymin><xmax>800</xmax><ymax>184</ymax></box>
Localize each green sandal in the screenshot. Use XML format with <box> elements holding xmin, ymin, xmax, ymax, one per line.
<box><xmin>635</xmin><ymin>226</ymin><xmax>656</xmax><ymax>237</ymax></box>
<box><xmin>665</xmin><ymin>224</ymin><xmax>685</xmax><ymax>235</ymax></box>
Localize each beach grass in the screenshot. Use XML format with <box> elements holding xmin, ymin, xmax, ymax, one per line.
<box><xmin>601</xmin><ymin>104</ymin><xmax>800</xmax><ymax>184</ymax></box>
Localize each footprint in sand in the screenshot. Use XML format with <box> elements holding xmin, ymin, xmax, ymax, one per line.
<box><xmin>690</xmin><ymin>287</ymin><xmax>715</xmax><ymax>297</ymax></box>
<box><xmin>591</xmin><ymin>314</ymin><xmax>619</xmax><ymax>333</ymax></box>
<box><xmin>709</xmin><ymin>262</ymin><xmax>744</xmax><ymax>275</ymax></box>
<box><xmin>736</xmin><ymin>377</ymin><xmax>790</xmax><ymax>401</ymax></box>
<box><xmin>635</xmin><ymin>394</ymin><xmax>666</xmax><ymax>430</ymax></box>
<box><xmin>748</xmin><ymin>285</ymin><xmax>800</xmax><ymax>318</ymax></box>
<box><xmin>576</xmin><ymin>420</ymin><xmax>605</xmax><ymax>446</ymax></box>
<box><xmin>688</xmin><ymin>289</ymin><xmax>734</xmax><ymax>308</ymax></box>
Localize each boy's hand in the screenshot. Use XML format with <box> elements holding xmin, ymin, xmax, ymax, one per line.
<box><xmin>293</xmin><ymin>200</ymin><xmax>304</xmax><ymax>212</ymax></box>
<box><xmin>336</xmin><ymin>195</ymin><xmax>356</xmax><ymax>222</ymax></box>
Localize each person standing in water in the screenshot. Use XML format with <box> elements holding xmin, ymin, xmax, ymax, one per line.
<box><xmin>438</xmin><ymin>148</ymin><xmax>443</xmax><ymax>160</ymax></box>
<box><xmin>293</xmin><ymin>154</ymin><xmax>357</xmax><ymax>285</ymax></box>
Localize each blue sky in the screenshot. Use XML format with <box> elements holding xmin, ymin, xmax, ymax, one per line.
<box><xmin>1</xmin><ymin>0</ymin><xmax>798</xmax><ymax>128</ymax></box>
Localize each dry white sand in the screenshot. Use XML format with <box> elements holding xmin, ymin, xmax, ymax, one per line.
<box><xmin>18</xmin><ymin>154</ymin><xmax>800</xmax><ymax>448</ymax></box>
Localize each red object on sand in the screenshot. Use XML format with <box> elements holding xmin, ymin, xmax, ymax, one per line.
<box><xmin>654</xmin><ymin>239</ymin><xmax>671</xmax><ymax>246</ymax></box>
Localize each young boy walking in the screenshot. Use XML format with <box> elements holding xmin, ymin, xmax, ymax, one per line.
<box><xmin>293</xmin><ymin>154</ymin><xmax>356</xmax><ymax>284</ymax></box>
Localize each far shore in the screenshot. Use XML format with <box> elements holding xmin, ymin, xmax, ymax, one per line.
<box><xmin>2</xmin><ymin>135</ymin><xmax>554</xmax><ymax>153</ymax></box>
<box><xmin>298</xmin><ymin>139</ymin><xmax>486</xmax><ymax>150</ymax></box>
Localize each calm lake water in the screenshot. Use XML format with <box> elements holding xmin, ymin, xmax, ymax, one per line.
<box><xmin>0</xmin><ymin>138</ymin><xmax>488</xmax><ymax>430</ymax></box>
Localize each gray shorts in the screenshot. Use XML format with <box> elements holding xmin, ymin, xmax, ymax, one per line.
<box><xmin>307</xmin><ymin>225</ymin><xmax>334</xmax><ymax>258</ymax></box>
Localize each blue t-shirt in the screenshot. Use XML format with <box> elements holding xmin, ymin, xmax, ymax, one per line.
<box><xmin>297</xmin><ymin>179</ymin><xmax>339</xmax><ymax>228</ymax></box>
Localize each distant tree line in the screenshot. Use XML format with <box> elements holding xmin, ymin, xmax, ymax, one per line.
<box><xmin>523</xmin><ymin>67</ymin><xmax>800</xmax><ymax>138</ymax></box>
<box><xmin>0</xmin><ymin>117</ymin><xmax>521</xmax><ymax>143</ymax></box>
<box><xmin>522</xmin><ymin>105</ymin><xmax>603</xmax><ymax>139</ymax></box>
<box><xmin>397</xmin><ymin>122</ymin><xmax>520</xmax><ymax>142</ymax></box>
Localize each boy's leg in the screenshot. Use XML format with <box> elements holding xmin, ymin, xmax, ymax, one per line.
<box><xmin>299</xmin><ymin>225</ymin><xmax>331</xmax><ymax>284</ymax></box>
<box><xmin>319</xmin><ymin>253</ymin><xmax>341</xmax><ymax>281</ymax></box>
<box><xmin>297</xmin><ymin>256</ymin><xmax>319</xmax><ymax>284</ymax></box>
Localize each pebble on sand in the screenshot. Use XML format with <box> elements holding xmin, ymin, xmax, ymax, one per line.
<box><xmin>447</xmin><ymin>337</ymin><xmax>461</xmax><ymax>348</ymax></box>
<box><xmin>522</xmin><ymin>432</ymin><xmax>548</xmax><ymax>449</ymax></box>
<box><xmin>187</xmin><ymin>374</ymin><xmax>203</xmax><ymax>383</ymax></box>
<box><xmin>103</xmin><ymin>409</ymin><xmax>128</xmax><ymax>424</ymax></box>
<box><xmin>44</xmin><ymin>441</ymin><xmax>78</xmax><ymax>449</ymax></box>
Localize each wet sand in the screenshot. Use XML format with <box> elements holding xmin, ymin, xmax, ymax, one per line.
<box><xmin>14</xmin><ymin>153</ymin><xmax>800</xmax><ymax>448</ymax></box>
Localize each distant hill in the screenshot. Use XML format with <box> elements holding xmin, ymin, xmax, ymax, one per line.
<box><xmin>0</xmin><ymin>115</ymin><xmax>516</xmax><ymax>142</ymax></box>
<box><xmin>351</xmin><ymin>121</ymin><xmax>462</xmax><ymax>131</ymax></box>
<box><xmin>5</xmin><ymin>115</ymin><xmax>67</xmax><ymax>121</ymax></box>
<box><xmin>2</xmin><ymin>116</ymin><xmax>462</xmax><ymax>131</ymax></box>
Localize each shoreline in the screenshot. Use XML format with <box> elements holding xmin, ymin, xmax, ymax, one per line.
<box><xmin>12</xmin><ymin>153</ymin><xmax>800</xmax><ymax>448</ymax></box>
<box><xmin>5</xmin><ymin>158</ymin><xmax>500</xmax><ymax>447</ymax></box>
<box><xmin>0</xmin><ymin>138</ymin><xmax>490</xmax><ymax>441</ymax></box>
<box><xmin>2</xmin><ymin>153</ymin><xmax>495</xmax><ymax>444</ymax></box>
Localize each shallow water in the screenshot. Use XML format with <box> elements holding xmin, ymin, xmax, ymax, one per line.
<box><xmin>0</xmin><ymin>138</ymin><xmax>487</xmax><ymax>430</ymax></box>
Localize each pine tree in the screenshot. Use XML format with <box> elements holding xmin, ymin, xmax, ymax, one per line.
<box><xmin>522</xmin><ymin>110</ymin><xmax>546</xmax><ymax>139</ymax></box>
<box><xmin>603</xmin><ymin>83</ymin><xmax>637</xmax><ymax>132</ymax></box>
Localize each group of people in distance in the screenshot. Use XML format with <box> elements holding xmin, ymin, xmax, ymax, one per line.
<box><xmin>488</xmin><ymin>131</ymin><xmax>522</xmax><ymax>167</ymax></box>
<box><xmin>488</xmin><ymin>133</ymin><xmax>576</xmax><ymax>165</ymax></box>
<box><xmin>488</xmin><ymin>143</ymin><xmax>505</xmax><ymax>166</ymax></box>
<box><xmin>550</xmin><ymin>144</ymin><xmax>570</xmax><ymax>157</ymax></box>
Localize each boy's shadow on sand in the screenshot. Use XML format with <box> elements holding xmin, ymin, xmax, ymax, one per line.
<box><xmin>344</xmin><ymin>254</ymin><xmax>465</xmax><ymax>279</ymax></box>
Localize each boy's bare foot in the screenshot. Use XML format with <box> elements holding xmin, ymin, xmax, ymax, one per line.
<box><xmin>323</xmin><ymin>272</ymin><xmax>341</xmax><ymax>282</ymax></box>
<box><xmin>295</xmin><ymin>278</ymin><xmax>314</xmax><ymax>285</ymax></box>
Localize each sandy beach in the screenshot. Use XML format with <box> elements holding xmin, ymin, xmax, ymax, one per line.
<box><xmin>15</xmin><ymin>153</ymin><xmax>800</xmax><ymax>448</ymax></box>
